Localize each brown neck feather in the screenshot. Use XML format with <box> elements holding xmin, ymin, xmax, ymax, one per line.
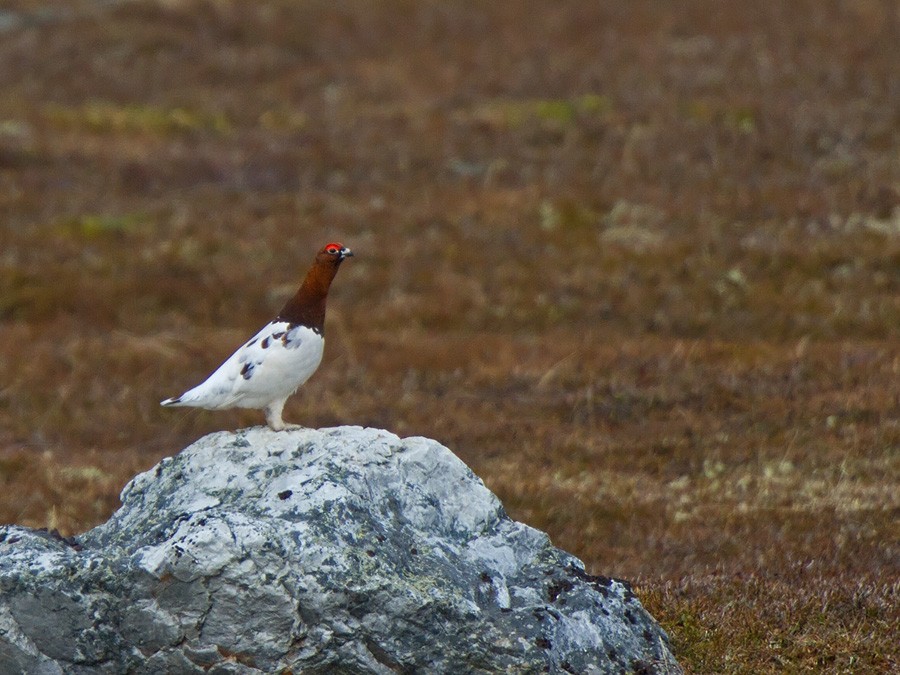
<box><xmin>276</xmin><ymin>258</ymin><xmax>342</xmax><ymax>333</ymax></box>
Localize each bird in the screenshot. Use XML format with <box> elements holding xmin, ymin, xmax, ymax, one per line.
<box><xmin>161</xmin><ymin>242</ymin><xmax>353</xmax><ymax>431</ymax></box>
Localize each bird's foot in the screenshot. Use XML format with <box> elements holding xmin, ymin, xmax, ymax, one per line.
<box><xmin>265</xmin><ymin>400</ymin><xmax>294</xmax><ymax>431</ymax></box>
<box><xmin>270</xmin><ymin>422</ymin><xmax>305</xmax><ymax>432</ymax></box>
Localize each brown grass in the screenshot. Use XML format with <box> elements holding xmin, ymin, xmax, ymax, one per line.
<box><xmin>0</xmin><ymin>1</ymin><xmax>898</xmax><ymax>672</ymax></box>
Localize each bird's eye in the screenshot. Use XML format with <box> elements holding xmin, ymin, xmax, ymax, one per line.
<box><xmin>327</xmin><ymin>247</ymin><xmax>338</xmax><ymax>254</ymax></box>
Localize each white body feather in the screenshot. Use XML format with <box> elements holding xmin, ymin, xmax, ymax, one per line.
<box><xmin>161</xmin><ymin>322</ymin><xmax>324</xmax><ymax>412</ymax></box>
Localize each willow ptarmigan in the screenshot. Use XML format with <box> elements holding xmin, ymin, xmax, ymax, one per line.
<box><xmin>161</xmin><ymin>242</ymin><xmax>353</xmax><ymax>431</ymax></box>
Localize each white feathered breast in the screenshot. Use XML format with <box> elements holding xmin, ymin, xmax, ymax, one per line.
<box><xmin>167</xmin><ymin>322</ymin><xmax>325</xmax><ymax>410</ymax></box>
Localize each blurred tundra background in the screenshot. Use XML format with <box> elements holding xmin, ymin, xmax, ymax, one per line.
<box><xmin>0</xmin><ymin>2</ymin><xmax>897</xmax><ymax>671</ymax></box>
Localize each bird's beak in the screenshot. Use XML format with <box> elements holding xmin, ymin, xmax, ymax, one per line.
<box><xmin>340</xmin><ymin>247</ymin><xmax>354</xmax><ymax>259</ymax></box>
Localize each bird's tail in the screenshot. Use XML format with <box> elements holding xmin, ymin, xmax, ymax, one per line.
<box><xmin>160</xmin><ymin>396</ymin><xmax>184</xmax><ymax>407</ymax></box>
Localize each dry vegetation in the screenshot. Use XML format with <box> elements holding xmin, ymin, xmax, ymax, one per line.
<box><xmin>0</xmin><ymin>1</ymin><xmax>898</xmax><ymax>672</ymax></box>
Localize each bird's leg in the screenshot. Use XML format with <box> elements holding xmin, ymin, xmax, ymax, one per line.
<box><xmin>264</xmin><ymin>399</ymin><xmax>303</xmax><ymax>431</ymax></box>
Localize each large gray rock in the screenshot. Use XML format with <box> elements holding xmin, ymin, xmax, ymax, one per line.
<box><xmin>0</xmin><ymin>427</ymin><xmax>681</xmax><ymax>674</ymax></box>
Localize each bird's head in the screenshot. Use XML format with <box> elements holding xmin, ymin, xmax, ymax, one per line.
<box><xmin>317</xmin><ymin>242</ymin><xmax>354</xmax><ymax>264</ymax></box>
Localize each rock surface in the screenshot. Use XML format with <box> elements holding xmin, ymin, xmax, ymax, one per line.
<box><xmin>0</xmin><ymin>427</ymin><xmax>681</xmax><ymax>674</ymax></box>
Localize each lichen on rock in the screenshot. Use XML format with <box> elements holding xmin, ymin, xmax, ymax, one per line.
<box><xmin>0</xmin><ymin>426</ymin><xmax>681</xmax><ymax>673</ymax></box>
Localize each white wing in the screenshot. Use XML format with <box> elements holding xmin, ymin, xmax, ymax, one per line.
<box><xmin>161</xmin><ymin>322</ymin><xmax>324</xmax><ymax>410</ymax></box>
